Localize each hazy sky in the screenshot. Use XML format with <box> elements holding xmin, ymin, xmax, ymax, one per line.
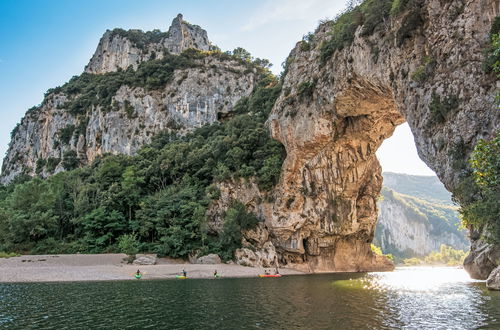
<box><xmin>0</xmin><ymin>0</ymin><xmax>435</xmax><ymax>176</ymax></box>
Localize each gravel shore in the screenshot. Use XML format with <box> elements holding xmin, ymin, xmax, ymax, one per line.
<box><xmin>0</xmin><ymin>254</ymin><xmax>304</xmax><ymax>282</ymax></box>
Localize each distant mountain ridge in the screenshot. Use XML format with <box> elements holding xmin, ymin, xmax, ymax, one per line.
<box><xmin>382</xmin><ymin>172</ymin><xmax>453</xmax><ymax>205</ymax></box>
<box><xmin>375</xmin><ymin>172</ymin><xmax>468</xmax><ymax>261</ymax></box>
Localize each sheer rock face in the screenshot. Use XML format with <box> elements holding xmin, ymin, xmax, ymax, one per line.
<box><xmin>85</xmin><ymin>14</ymin><xmax>211</xmax><ymax>74</ymax></box>
<box><xmin>377</xmin><ymin>192</ymin><xmax>468</xmax><ymax>257</ymax></box>
<box><xmin>1</xmin><ymin>55</ymin><xmax>257</xmax><ymax>184</ymax></box>
<box><xmin>266</xmin><ymin>0</ymin><xmax>498</xmax><ymax>272</ymax></box>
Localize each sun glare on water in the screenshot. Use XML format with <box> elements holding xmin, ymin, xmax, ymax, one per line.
<box><xmin>370</xmin><ymin>267</ymin><xmax>477</xmax><ymax>292</ymax></box>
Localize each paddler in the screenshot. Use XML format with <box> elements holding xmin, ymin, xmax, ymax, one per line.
<box><xmin>183</xmin><ymin>269</ymin><xmax>187</xmax><ymax>277</ymax></box>
<box><xmin>214</xmin><ymin>269</ymin><xmax>218</xmax><ymax>277</ymax></box>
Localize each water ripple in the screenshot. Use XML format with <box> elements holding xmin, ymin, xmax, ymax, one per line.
<box><xmin>0</xmin><ymin>268</ymin><xmax>499</xmax><ymax>329</ymax></box>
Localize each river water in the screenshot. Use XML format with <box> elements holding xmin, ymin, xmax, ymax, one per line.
<box><xmin>0</xmin><ymin>267</ymin><xmax>499</xmax><ymax>329</ymax></box>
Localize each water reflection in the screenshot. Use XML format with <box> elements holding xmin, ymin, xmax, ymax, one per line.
<box><xmin>0</xmin><ymin>267</ymin><xmax>498</xmax><ymax>329</ymax></box>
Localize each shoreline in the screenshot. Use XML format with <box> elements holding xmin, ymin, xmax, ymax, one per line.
<box><xmin>0</xmin><ymin>254</ymin><xmax>470</xmax><ymax>284</ymax></box>
<box><xmin>0</xmin><ymin>253</ymin><xmax>305</xmax><ymax>283</ymax></box>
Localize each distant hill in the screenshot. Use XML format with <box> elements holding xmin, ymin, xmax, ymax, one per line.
<box><xmin>382</xmin><ymin>172</ymin><xmax>453</xmax><ymax>205</ymax></box>
<box><xmin>374</xmin><ymin>173</ymin><xmax>469</xmax><ymax>262</ymax></box>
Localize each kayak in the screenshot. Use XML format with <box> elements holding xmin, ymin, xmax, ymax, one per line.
<box><xmin>134</xmin><ymin>274</ymin><xmax>142</xmax><ymax>279</ymax></box>
<box><xmin>176</xmin><ymin>275</ymin><xmax>188</xmax><ymax>279</ymax></box>
<box><xmin>259</xmin><ymin>274</ymin><xmax>282</xmax><ymax>278</ymax></box>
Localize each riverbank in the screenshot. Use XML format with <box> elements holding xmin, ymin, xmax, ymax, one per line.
<box><xmin>0</xmin><ymin>254</ymin><xmax>304</xmax><ymax>283</ymax></box>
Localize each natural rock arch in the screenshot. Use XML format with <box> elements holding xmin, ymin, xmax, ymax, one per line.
<box><xmin>266</xmin><ymin>0</ymin><xmax>499</xmax><ymax>273</ymax></box>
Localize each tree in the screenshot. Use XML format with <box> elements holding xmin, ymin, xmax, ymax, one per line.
<box><xmin>232</xmin><ymin>47</ymin><xmax>252</xmax><ymax>62</ymax></box>
<box><xmin>461</xmin><ymin>132</ymin><xmax>500</xmax><ymax>242</ymax></box>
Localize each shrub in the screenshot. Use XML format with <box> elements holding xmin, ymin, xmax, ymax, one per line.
<box><xmin>460</xmin><ymin>132</ymin><xmax>500</xmax><ymax>242</ymax></box>
<box><xmin>411</xmin><ymin>66</ymin><xmax>426</xmax><ymax>82</ymax></box>
<box><xmin>35</xmin><ymin>158</ymin><xmax>47</xmax><ymax>175</ymax></box>
<box><xmin>482</xmin><ymin>17</ymin><xmax>500</xmax><ymax>73</ymax></box>
<box><xmin>0</xmin><ymin>252</ymin><xmax>20</xmax><ymax>258</ymax></box>
<box><xmin>297</xmin><ymin>80</ymin><xmax>316</xmax><ymax>100</ymax></box>
<box><xmin>46</xmin><ymin>157</ymin><xmax>61</xmax><ymax>173</ymax></box>
<box><xmin>319</xmin><ymin>8</ymin><xmax>363</xmax><ymax>64</ymax></box>
<box><xmin>396</xmin><ymin>7</ymin><xmax>424</xmax><ymax>46</ymax></box>
<box><xmin>118</xmin><ymin>233</ymin><xmax>140</xmax><ymax>262</ymax></box>
<box><xmin>58</xmin><ymin>125</ymin><xmax>75</xmax><ymax>145</ymax></box>
<box><xmin>123</xmin><ymin>100</ymin><xmax>137</xmax><ymax>119</ymax></box>
<box><xmin>62</xmin><ymin>150</ymin><xmax>79</xmax><ymax>170</ymax></box>
<box><xmin>428</xmin><ymin>92</ymin><xmax>459</xmax><ymax>124</ymax></box>
<box><xmin>10</xmin><ymin>123</ymin><xmax>21</xmax><ymax>139</ymax></box>
<box><xmin>216</xmin><ymin>202</ymin><xmax>260</xmax><ymax>261</ymax></box>
<box><xmin>360</xmin><ymin>0</ymin><xmax>392</xmax><ymax>37</ymax></box>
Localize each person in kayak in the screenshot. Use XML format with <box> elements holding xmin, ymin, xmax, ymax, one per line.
<box><xmin>214</xmin><ymin>270</ymin><xmax>218</xmax><ymax>277</ymax></box>
<box><xmin>135</xmin><ymin>269</ymin><xmax>142</xmax><ymax>279</ymax></box>
<box><xmin>182</xmin><ymin>269</ymin><xmax>187</xmax><ymax>277</ymax></box>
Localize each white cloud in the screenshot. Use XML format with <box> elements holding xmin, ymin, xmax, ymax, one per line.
<box><xmin>242</xmin><ymin>0</ymin><xmax>346</xmax><ymax>31</ymax></box>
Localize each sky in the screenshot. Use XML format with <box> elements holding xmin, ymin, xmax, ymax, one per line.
<box><xmin>0</xmin><ymin>0</ymin><xmax>435</xmax><ymax>176</ymax></box>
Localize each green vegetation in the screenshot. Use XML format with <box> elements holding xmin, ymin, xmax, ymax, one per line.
<box><xmin>378</xmin><ymin>187</ymin><xmax>466</xmax><ymax>239</ymax></box>
<box><xmin>371</xmin><ymin>243</ymin><xmax>394</xmax><ymax>261</ymax></box>
<box><xmin>0</xmin><ymin>251</ymin><xmax>20</xmax><ymax>258</ymax></box>
<box><xmin>217</xmin><ymin>202</ymin><xmax>260</xmax><ymax>261</ymax></box>
<box><xmin>454</xmin><ymin>19</ymin><xmax>499</xmax><ymax>242</ymax></box>
<box><xmin>411</xmin><ymin>56</ymin><xmax>436</xmax><ymax>83</ymax></box>
<box><xmin>318</xmin><ymin>0</ymin><xmax>425</xmax><ymax>64</ymax></box>
<box><xmin>46</xmin><ymin>157</ymin><xmax>61</xmax><ymax>173</ymax></box>
<box><xmin>381</xmin><ymin>172</ymin><xmax>453</xmax><ymax>205</ymax></box>
<box><xmin>428</xmin><ymin>92</ymin><xmax>459</xmax><ymax>125</ymax></box>
<box><xmin>395</xmin><ymin>0</ymin><xmax>425</xmax><ymax>46</ymax></box>
<box><xmin>403</xmin><ymin>244</ymin><xmax>467</xmax><ymax>266</ymax></box>
<box><xmin>0</xmin><ymin>74</ymin><xmax>285</xmax><ymax>260</ymax></box>
<box><xmin>118</xmin><ymin>233</ymin><xmax>140</xmax><ymax>262</ymax></box>
<box><xmin>297</xmin><ymin>80</ymin><xmax>316</xmax><ymax>101</ymax></box>
<box><xmin>110</xmin><ymin>28</ymin><xmax>169</xmax><ymax>50</ymax></box>
<box><xmin>482</xmin><ymin>16</ymin><xmax>500</xmax><ymax>73</ymax></box>
<box><xmin>45</xmin><ymin>48</ymin><xmax>268</xmax><ymax>116</ymax></box>
<box><xmin>374</xmin><ymin>178</ymin><xmax>469</xmax><ymax>263</ymax></box>
<box><xmin>58</xmin><ymin>125</ymin><xmax>75</xmax><ymax>145</ymax></box>
<box><xmin>459</xmin><ymin>132</ymin><xmax>500</xmax><ymax>242</ymax></box>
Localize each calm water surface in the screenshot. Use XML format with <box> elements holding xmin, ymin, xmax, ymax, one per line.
<box><xmin>0</xmin><ymin>267</ymin><xmax>499</xmax><ymax>329</ymax></box>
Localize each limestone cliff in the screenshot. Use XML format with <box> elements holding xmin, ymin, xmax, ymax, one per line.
<box><xmin>375</xmin><ymin>172</ymin><xmax>468</xmax><ymax>260</ymax></box>
<box><xmin>375</xmin><ymin>186</ymin><xmax>468</xmax><ymax>259</ymax></box>
<box><xmin>266</xmin><ymin>0</ymin><xmax>499</xmax><ymax>273</ymax></box>
<box><xmin>85</xmin><ymin>14</ymin><xmax>212</xmax><ymax>74</ymax></box>
<box><xmin>1</xmin><ymin>16</ymin><xmax>257</xmax><ymax>184</ymax></box>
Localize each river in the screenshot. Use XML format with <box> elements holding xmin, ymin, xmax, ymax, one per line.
<box><xmin>0</xmin><ymin>267</ymin><xmax>499</xmax><ymax>329</ymax></box>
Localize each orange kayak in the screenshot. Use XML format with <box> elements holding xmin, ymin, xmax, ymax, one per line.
<box><xmin>258</xmin><ymin>274</ymin><xmax>282</xmax><ymax>278</ymax></box>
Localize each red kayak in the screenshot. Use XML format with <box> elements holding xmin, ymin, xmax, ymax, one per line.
<box><xmin>258</xmin><ymin>274</ymin><xmax>282</xmax><ymax>278</ymax></box>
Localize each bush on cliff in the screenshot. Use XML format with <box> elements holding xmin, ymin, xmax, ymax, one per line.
<box><xmin>459</xmin><ymin>132</ymin><xmax>500</xmax><ymax>242</ymax></box>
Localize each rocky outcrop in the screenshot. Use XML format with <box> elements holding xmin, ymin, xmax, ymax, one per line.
<box><xmin>85</xmin><ymin>14</ymin><xmax>212</xmax><ymax>74</ymax></box>
<box><xmin>464</xmin><ymin>237</ymin><xmax>500</xmax><ymax>279</ymax></box>
<box><xmin>195</xmin><ymin>254</ymin><xmax>222</xmax><ymax>264</ymax></box>
<box><xmin>133</xmin><ymin>254</ymin><xmax>158</xmax><ymax>265</ymax></box>
<box><xmin>486</xmin><ymin>266</ymin><xmax>500</xmax><ymax>290</ymax></box>
<box><xmin>265</xmin><ymin>0</ymin><xmax>498</xmax><ymax>272</ymax></box>
<box><xmin>235</xmin><ymin>242</ymin><xmax>278</xmax><ymax>268</ymax></box>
